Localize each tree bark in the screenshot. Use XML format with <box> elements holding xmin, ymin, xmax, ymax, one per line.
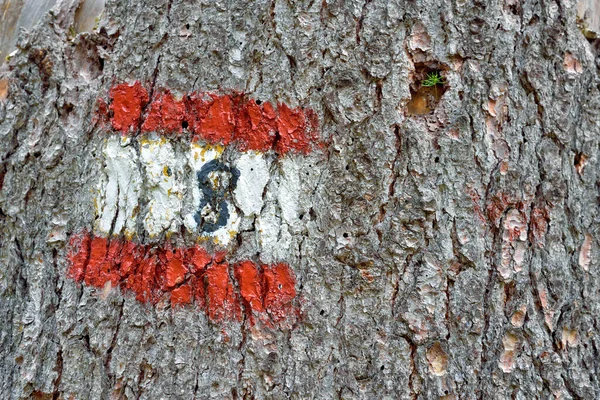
<box><xmin>1</xmin><ymin>0</ymin><xmax>599</xmax><ymax>399</ymax></box>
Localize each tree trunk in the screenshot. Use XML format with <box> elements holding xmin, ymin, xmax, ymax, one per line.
<box><xmin>1</xmin><ymin>0</ymin><xmax>599</xmax><ymax>399</ymax></box>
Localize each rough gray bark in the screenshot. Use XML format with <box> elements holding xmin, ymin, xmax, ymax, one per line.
<box><xmin>1</xmin><ymin>0</ymin><xmax>599</xmax><ymax>399</ymax></box>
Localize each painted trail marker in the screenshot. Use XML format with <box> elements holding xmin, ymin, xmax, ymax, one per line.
<box><xmin>68</xmin><ymin>82</ymin><xmax>321</xmax><ymax>327</ymax></box>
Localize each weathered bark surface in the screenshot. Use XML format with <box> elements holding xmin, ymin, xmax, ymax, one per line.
<box><xmin>1</xmin><ymin>0</ymin><xmax>599</xmax><ymax>399</ymax></box>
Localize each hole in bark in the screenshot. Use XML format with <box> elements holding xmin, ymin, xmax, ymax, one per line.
<box><xmin>185</xmin><ymin>23</ymin><xmax>190</xmax><ymax>29</ymax></box>
<box><xmin>299</xmin><ymin>214</ymin><xmax>304</xmax><ymax>220</ymax></box>
<box><xmin>574</xmin><ymin>152</ymin><xmax>588</xmax><ymax>175</ymax></box>
<box><xmin>181</xmin><ymin>120</ymin><xmax>188</xmax><ymax>130</ymax></box>
<box><xmin>343</xmin><ymin>232</ymin><xmax>349</xmax><ymax>238</ymax></box>
<box><xmin>380</xmin><ymin>365</ymin><xmax>385</xmax><ymax>371</ymax></box>
<box><xmin>406</xmin><ymin>62</ymin><xmax>448</xmax><ymax>116</ymax></box>
<box><xmin>255</xmin><ymin>99</ymin><xmax>262</xmax><ymax>105</ymax></box>
<box><xmin>320</xmin><ymin>309</ymin><xmax>324</xmax><ymax>315</ymax></box>
<box><xmin>435</xmin><ymin>156</ymin><xmax>440</xmax><ymax>163</ymax></box>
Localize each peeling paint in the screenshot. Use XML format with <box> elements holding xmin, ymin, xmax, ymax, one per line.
<box><xmin>66</xmin><ymin>232</ymin><xmax>299</xmax><ymax>326</ymax></box>
<box><xmin>140</xmin><ymin>138</ymin><xmax>183</xmax><ymax>238</ymax></box>
<box><xmin>106</xmin><ymin>84</ymin><xmax>322</xmax><ymax>154</ymax></box>
<box><xmin>277</xmin><ymin>156</ymin><xmax>301</xmax><ymax>226</ymax></box>
<box><xmin>233</xmin><ymin>151</ymin><xmax>270</xmax><ymax>216</ymax></box>
<box><xmin>94</xmin><ymin>136</ymin><xmax>142</xmax><ymax>239</ymax></box>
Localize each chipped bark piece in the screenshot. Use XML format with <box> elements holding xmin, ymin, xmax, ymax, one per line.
<box><xmin>499</xmin><ymin>333</ymin><xmax>519</xmax><ymax>373</ymax></box>
<box><xmin>426</xmin><ymin>342</ymin><xmax>448</xmax><ymax>376</ymax></box>
<box><xmin>579</xmin><ymin>234</ymin><xmax>593</xmax><ymax>272</ymax></box>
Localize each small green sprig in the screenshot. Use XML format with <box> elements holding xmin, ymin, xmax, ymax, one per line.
<box><xmin>421</xmin><ymin>71</ymin><xmax>445</xmax><ymax>87</ymax></box>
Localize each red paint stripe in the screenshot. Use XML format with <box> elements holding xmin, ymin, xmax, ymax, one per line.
<box><xmin>102</xmin><ymin>82</ymin><xmax>321</xmax><ymax>155</ymax></box>
<box><xmin>66</xmin><ymin>232</ymin><xmax>299</xmax><ymax>326</ymax></box>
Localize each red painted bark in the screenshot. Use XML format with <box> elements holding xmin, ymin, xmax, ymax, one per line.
<box><xmin>263</xmin><ymin>263</ymin><xmax>297</xmax><ymax>322</ymax></box>
<box><xmin>234</xmin><ymin>261</ymin><xmax>265</xmax><ymax>314</ymax></box>
<box><xmin>142</xmin><ymin>91</ymin><xmax>187</xmax><ymax>133</ymax></box>
<box><xmin>275</xmin><ymin>103</ymin><xmax>311</xmax><ymax>154</ymax></box>
<box><xmin>83</xmin><ymin>236</ymin><xmax>109</xmax><ymax>288</ymax></box>
<box><xmin>161</xmin><ymin>247</ymin><xmax>187</xmax><ymax>289</ymax></box>
<box><xmin>67</xmin><ymin>232</ymin><xmax>91</xmax><ymax>282</ymax></box>
<box><xmin>185</xmin><ymin>93</ymin><xmax>211</xmax><ymax>135</ymax></box>
<box><xmin>109</xmin><ymin>82</ymin><xmax>149</xmax><ymax>133</ymax></box>
<box><xmin>171</xmin><ymin>283</ymin><xmax>193</xmax><ymax>307</ymax></box>
<box><xmin>205</xmin><ymin>262</ymin><xmax>240</xmax><ymax>322</ymax></box>
<box><xmin>187</xmin><ymin>245</ymin><xmax>212</xmax><ymax>274</ymax></box>
<box><xmin>67</xmin><ymin>232</ymin><xmax>298</xmax><ymax>326</ymax></box>
<box><xmin>234</xmin><ymin>99</ymin><xmax>277</xmax><ymax>152</ymax></box>
<box><xmin>197</xmin><ymin>95</ymin><xmax>236</xmax><ymax>145</ymax></box>
<box><xmin>138</xmin><ymin>252</ymin><xmax>160</xmax><ymax>303</ymax></box>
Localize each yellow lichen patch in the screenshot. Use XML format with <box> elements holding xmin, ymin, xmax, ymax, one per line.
<box><xmin>426</xmin><ymin>342</ymin><xmax>448</xmax><ymax>376</ymax></box>
<box><xmin>193</xmin><ymin>142</ymin><xmax>224</xmax><ymax>163</ymax></box>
